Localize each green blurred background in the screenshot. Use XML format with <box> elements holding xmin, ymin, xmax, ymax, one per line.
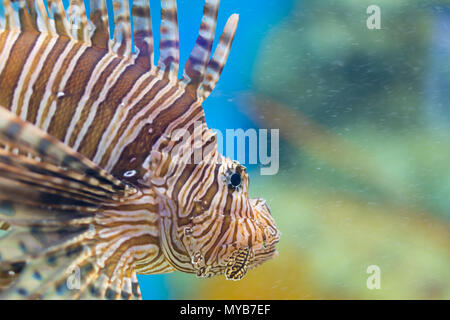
<box><xmin>163</xmin><ymin>0</ymin><xmax>450</xmax><ymax>300</ymax></box>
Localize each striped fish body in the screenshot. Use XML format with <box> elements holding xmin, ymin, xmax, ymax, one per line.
<box><xmin>0</xmin><ymin>30</ymin><xmax>200</xmax><ymax>179</ymax></box>
<box><xmin>0</xmin><ymin>0</ymin><xmax>280</xmax><ymax>299</ymax></box>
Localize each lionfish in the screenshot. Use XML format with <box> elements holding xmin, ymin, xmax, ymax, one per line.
<box><xmin>0</xmin><ymin>0</ymin><xmax>280</xmax><ymax>299</ymax></box>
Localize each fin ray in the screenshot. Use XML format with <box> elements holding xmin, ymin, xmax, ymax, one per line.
<box><xmin>3</xmin><ymin>0</ymin><xmax>21</xmax><ymax>30</ymax></box>
<box><xmin>158</xmin><ymin>0</ymin><xmax>179</xmax><ymax>81</ymax></box>
<box><xmin>46</xmin><ymin>0</ymin><xmax>71</xmax><ymax>37</ymax></box>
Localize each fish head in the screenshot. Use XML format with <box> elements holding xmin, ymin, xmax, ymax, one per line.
<box><xmin>159</xmin><ymin>152</ymin><xmax>280</xmax><ymax>280</ymax></box>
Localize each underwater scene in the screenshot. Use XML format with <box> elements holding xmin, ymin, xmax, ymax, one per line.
<box><xmin>0</xmin><ymin>0</ymin><xmax>449</xmax><ymax>300</ymax></box>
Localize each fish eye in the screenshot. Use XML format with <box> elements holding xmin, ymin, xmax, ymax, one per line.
<box><xmin>228</xmin><ymin>172</ymin><xmax>242</xmax><ymax>189</ymax></box>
